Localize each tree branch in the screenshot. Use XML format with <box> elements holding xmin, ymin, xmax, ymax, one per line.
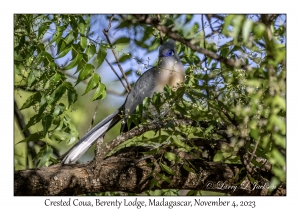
<box><xmin>104</xmin><ymin>58</ymin><xmax>130</xmax><ymax>93</ymax></box>
<box><xmin>14</xmin><ymin>144</ymin><xmax>281</xmax><ymax>196</ymax></box>
<box><xmin>103</xmin><ymin>14</ymin><xmax>131</xmax><ymax>91</ymax></box>
<box><xmin>129</xmin><ymin>14</ymin><xmax>252</xmax><ymax>71</ymax></box>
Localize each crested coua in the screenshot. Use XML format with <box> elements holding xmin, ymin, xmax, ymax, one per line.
<box><xmin>61</xmin><ymin>39</ymin><xmax>185</xmax><ymax>164</ymax></box>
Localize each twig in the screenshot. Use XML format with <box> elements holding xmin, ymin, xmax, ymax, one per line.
<box><xmin>220</xmin><ymin>107</ymin><xmax>238</xmax><ymax>126</ymax></box>
<box><xmin>103</xmin><ymin>15</ymin><xmax>131</xmax><ymax>91</ymax></box>
<box><xmin>205</xmin><ymin>14</ymin><xmax>215</xmax><ymax>35</ymax></box>
<box><xmin>249</xmin><ymin>139</ymin><xmax>260</xmax><ymax>164</ymax></box>
<box><xmin>88</xmin><ymin>103</ymin><xmax>99</xmax><ymax>132</ymax></box>
<box><xmin>14</xmin><ymin>101</ymin><xmax>31</xmax><ymax>138</ymax></box>
<box><xmin>156</xmin><ymin>14</ymin><xmax>164</xmax><ymax>44</ymax></box>
<box><xmin>201</xmin><ymin>15</ymin><xmax>210</xmax><ymax>111</ymax></box>
<box><xmin>130</xmin><ymin>15</ymin><xmax>252</xmax><ymax>71</ymax></box>
<box><xmin>105</xmin><ymin>58</ymin><xmax>130</xmax><ymax>93</ymax></box>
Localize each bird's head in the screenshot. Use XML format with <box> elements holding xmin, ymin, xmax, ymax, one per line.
<box><xmin>159</xmin><ymin>39</ymin><xmax>177</xmax><ymax>58</ymax></box>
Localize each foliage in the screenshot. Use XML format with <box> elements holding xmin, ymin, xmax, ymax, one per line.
<box><xmin>14</xmin><ymin>14</ymin><xmax>286</xmax><ymax>194</ymax></box>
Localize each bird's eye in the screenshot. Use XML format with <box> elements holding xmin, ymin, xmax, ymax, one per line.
<box><xmin>168</xmin><ymin>50</ymin><xmax>175</xmax><ymax>56</ymax></box>
<box><xmin>159</xmin><ymin>49</ymin><xmax>175</xmax><ymax>57</ymax></box>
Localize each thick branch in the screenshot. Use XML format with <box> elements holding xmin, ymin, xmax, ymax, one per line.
<box><xmin>95</xmin><ymin>118</ymin><xmax>207</xmax><ymax>164</ymax></box>
<box><xmin>14</xmin><ymin>145</ymin><xmax>281</xmax><ymax>196</ymax></box>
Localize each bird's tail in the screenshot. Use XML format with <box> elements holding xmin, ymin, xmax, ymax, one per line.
<box><xmin>61</xmin><ymin>110</ymin><xmax>121</xmax><ymax>164</ymax></box>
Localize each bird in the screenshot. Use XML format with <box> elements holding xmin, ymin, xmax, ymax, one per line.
<box><xmin>61</xmin><ymin>39</ymin><xmax>185</xmax><ymax>164</ymax></box>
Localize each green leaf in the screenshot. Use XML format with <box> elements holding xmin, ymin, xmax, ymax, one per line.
<box><xmin>149</xmin><ymin>178</ymin><xmax>161</xmax><ymax>190</ymax></box>
<box><xmin>246</xmin><ymin>79</ymin><xmax>261</xmax><ymax>88</ymax></box>
<box><xmin>273</xmin><ymin>133</ymin><xmax>286</xmax><ymax>149</ymax></box>
<box><xmin>50</xmin><ymin>73</ymin><xmax>62</xmax><ymax>85</ymax></box>
<box><xmin>79</xmin><ymin>22</ymin><xmax>85</xmax><ymax>34</ymax></box>
<box><xmin>83</xmin><ymin>73</ymin><xmax>100</xmax><ymax>95</ymax></box>
<box><xmin>42</xmin><ymin>115</ymin><xmax>53</xmax><ymax>137</ymax></box>
<box><xmin>142</xmin><ymin>148</ymin><xmax>159</xmax><ymax>155</ymax></box>
<box><xmin>222</xmin><ymin>15</ymin><xmax>236</xmax><ymax>35</ymax></box>
<box><xmin>53</xmin><ymin>103</ymin><xmax>66</xmax><ymax>117</ymax></box>
<box><xmin>174</xmin><ymin>104</ymin><xmax>186</xmax><ymax>115</ymax></box>
<box><xmin>38</xmin><ymin>22</ymin><xmax>51</xmax><ymax>38</ymax></box>
<box><xmin>148</xmin><ymin>135</ymin><xmax>169</xmax><ymax>143</ymax></box>
<box><xmin>114</xmin><ymin>37</ymin><xmax>130</xmax><ymax>45</ymax></box>
<box><xmin>76</xmin><ymin>64</ymin><xmax>95</xmax><ymax>85</ymax></box>
<box><xmin>24</xmin><ymin>113</ymin><xmax>43</xmax><ymax>130</ymax></box>
<box><xmin>86</xmin><ymin>44</ymin><xmax>96</xmax><ymax>60</ymax></box>
<box><xmin>42</xmin><ymin>51</ymin><xmax>54</xmax><ymax>67</ymax></box>
<box><xmin>151</xmin><ymin>92</ymin><xmax>162</xmax><ymax>111</ymax></box>
<box><xmin>71</xmin><ymin>43</ymin><xmax>81</xmax><ymax>58</ymax></box>
<box><xmin>171</xmin><ymin>137</ymin><xmax>191</xmax><ymax>151</ymax></box>
<box><xmin>17</xmin><ymin>132</ymin><xmax>43</xmax><ymax>144</ymax></box>
<box><xmin>159</xmin><ymin>163</ymin><xmax>175</xmax><ymax>175</ymax></box>
<box><xmin>92</xmin><ymin>83</ymin><xmax>106</xmax><ymax>101</ymax></box>
<box><xmin>57</xmin><ymin>39</ymin><xmax>66</xmax><ymax>55</ymax></box>
<box><xmin>64</xmin><ymin>31</ymin><xmax>74</xmax><ymax>44</ymax></box>
<box><xmin>183</xmin><ymin>164</ymin><xmax>196</xmax><ymax>173</ymax></box>
<box><xmin>67</xmin><ymin>121</ymin><xmax>79</xmax><ymax>145</ymax></box>
<box><xmin>232</xmin><ymin>15</ymin><xmax>244</xmax><ymax>41</ymax></box>
<box><xmin>63</xmin><ymin>53</ymin><xmax>83</xmax><ymax>70</ymax></box>
<box><xmin>253</xmin><ymin>23</ymin><xmax>266</xmax><ymax>38</ymax></box>
<box><xmin>49</xmin><ymin>84</ymin><xmax>67</xmax><ymax>105</ymax></box>
<box><xmin>14</xmin><ymin>64</ymin><xmax>21</xmax><ymax>75</ymax></box>
<box><xmin>65</xmin><ymin>82</ymin><xmax>77</xmax><ymax>103</ymax></box>
<box><xmin>66</xmin><ymin>86</ymin><xmax>78</xmax><ymax>107</ymax></box>
<box><xmin>96</xmin><ymin>46</ymin><xmax>107</xmax><ymax>69</ymax></box>
<box><xmin>186</xmin><ymin>190</ymin><xmax>197</xmax><ymax>196</ymax></box>
<box><xmin>80</xmin><ymin>36</ymin><xmax>87</xmax><ymax>49</ymax></box>
<box><xmin>185</xmin><ymin>14</ymin><xmax>193</xmax><ymax>23</ymax></box>
<box><xmin>156</xmin><ymin>173</ymin><xmax>171</xmax><ymax>183</ymax></box>
<box><xmin>204</xmin><ymin>125</ymin><xmax>214</xmax><ymax>136</ymax></box>
<box><xmin>50</xmin><ymin>130</ymin><xmax>74</xmax><ymax>143</ymax></box>
<box><xmin>270</xmin><ymin>149</ymin><xmax>286</xmax><ymax>167</ymax></box>
<box><xmin>272</xmin><ymin>95</ymin><xmax>286</xmax><ymax>111</ymax></box>
<box><xmin>118</xmin><ymin>53</ymin><xmax>131</xmax><ymax>63</ymax></box>
<box><xmin>142</xmin><ymin>97</ymin><xmax>150</xmax><ymax>111</ymax></box>
<box><xmin>27</xmin><ymin>69</ymin><xmax>41</xmax><ymax>88</ymax></box>
<box><xmin>20</xmin><ymin>92</ymin><xmax>42</xmax><ymax>110</ymax></box>
<box><xmin>56</xmin><ymin>46</ymin><xmax>72</xmax><ymax>59</ymax></box>
<box><xmin>213</xmin><ymin>150</ymin><xmax>223</xmax><ymax>162</ymax></box>
<box><xmin>242</xmin><ymin>19</ymin><xmax>253</xmax><ymax>43</ymax></box>
<box><xmin>50</xmin><ymin>26</ymin><xmax>64</xmax><ymax>44</ymax></box>
<box><xmin>148</xmin><ymin>39</ymin><xmax>160</xmax><ymax>51</ymax></box>
<box><xmin>164</xmin><ymin>152</ymin><xmax>177</xmax><ymax>161</ymax></box>
<box><xmin>251</xmin><ymin>159</ymin><xmax>263</xmax><ymax>167</ymax></box>
<box><xmin>116</xmin><ymin>21</ymin><xmax>131</xmax><ymax>29</ymax></box>
<box><xmin>74</xmin><ymin>53</ymin><xmax>88</xmax><ymax>74</ymax></box>
<box><xmin>268</xmin><ymin>114</ymin><xmax>286</xmax><ymax>135</ymax></box>
<box><xmin>250</xmin><ymin>128</ymin><xmax>259</xmax><ymax>141</ymax></box>
<box><xmin>74</xmin><ymin>61</ymin><xmax>86</xmax><ymax>75</ymax></box>
<box><xmin>37</xmin><ymin>145</ymin><xmax>53</xmax><ymax>167</ymax></box>
<box><xmin>220</xmin><ymin>46</ymin><xmax>230</xmax><ymax>57</ymax></box>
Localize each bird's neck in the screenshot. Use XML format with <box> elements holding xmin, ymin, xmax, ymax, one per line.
<box><xmin>154</xmin><ymin>57</ymin><xmax>185</xmax><ymax>93</ymax></box>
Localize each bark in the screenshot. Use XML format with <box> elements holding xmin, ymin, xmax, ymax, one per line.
<box><xmin>14</xmin><ymin>144</ymin><xmax>284</xmax><ymax>196</ymax></box>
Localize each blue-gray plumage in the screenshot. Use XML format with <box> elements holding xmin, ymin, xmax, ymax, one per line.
<box><xmin>61</xmin><ymin>39</ymin><xmax>185</xmax><ymax>164</ymax></box>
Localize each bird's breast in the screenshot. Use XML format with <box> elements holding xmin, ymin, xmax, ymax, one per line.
<box><xmin>154</xmin><ymin>59</ymin><xmax>185</xmax><ymax>92</ymax></box>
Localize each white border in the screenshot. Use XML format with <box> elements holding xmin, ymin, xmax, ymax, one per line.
<box><xmin>3</xmin><ymin>0</ymin><xmax>297</xmax><ymax>209</ymax></box>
